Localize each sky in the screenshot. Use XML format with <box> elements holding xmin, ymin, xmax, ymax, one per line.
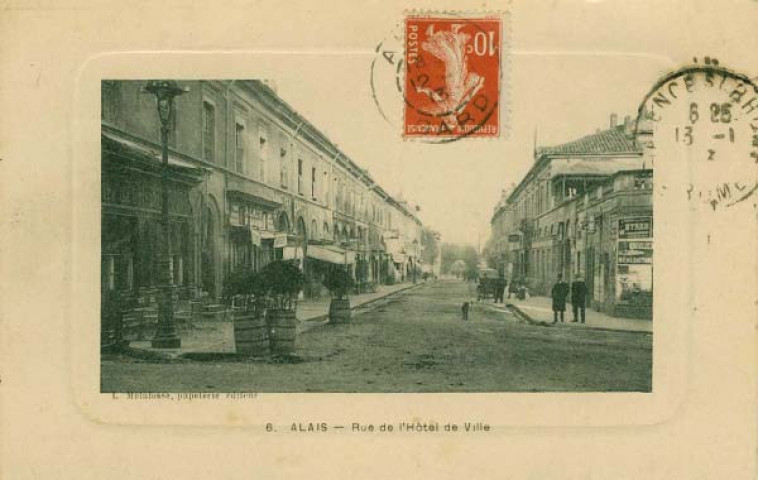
<box><xmin>268</xmin><ymin>24</ymin><xmax>673</xmax><ymax>247</ymax></box>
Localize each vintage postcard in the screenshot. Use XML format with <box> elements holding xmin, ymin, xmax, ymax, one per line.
<box><xmin>1</xmin><ymin>0</ymin><xmax>756</xmax><ymax>479</ymax></box>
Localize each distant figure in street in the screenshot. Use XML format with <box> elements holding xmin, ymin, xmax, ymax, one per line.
<box><xmin>508</xmin><ymin>279</ymin><xmax>518</xmax><ymax>299</ymax></box>
<box><xmin>461</xmin><ymin>301</ymin><xmax>470</xmax><ymax>321</ymax></box>
<box><xmin>551</xmin><ymin>274</ymin><xmax>569</xmax><ymax>323</ymax></box>
<box><xmin>517</xmin><ymin>283</ymin><xmax>528</xmax><ymax>300</ymax></box>
<box><xmin>571</xmin><ymin>276</ymin><xmax>588</xmax><ymax>323</ymax></box>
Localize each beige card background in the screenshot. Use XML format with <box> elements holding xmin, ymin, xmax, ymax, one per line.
<box><xmin>1</xmin><ymin>0</ymin><xmax>756</xmax><ymax>478</ymax></box>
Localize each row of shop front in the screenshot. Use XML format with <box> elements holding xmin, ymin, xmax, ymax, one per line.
<box><xmin>101</xmin><ymin>131</ymin><xmax>422</xmax><ymax>305</ymax></box>
<box><xmin>499</xmin><ymin>170</ymin><xmax>653</xmax><ymax>318</ymax></box>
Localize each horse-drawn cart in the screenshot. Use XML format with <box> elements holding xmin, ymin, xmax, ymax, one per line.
<box><xmin>476</xmin><ymin>268</ymin><xmax>501</xmax><ymax>301</ymax></box>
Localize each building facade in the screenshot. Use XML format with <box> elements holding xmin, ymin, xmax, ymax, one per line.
<box><xmin>489</xmin><ymin>115</ymin><xmax>653</xmax><ymax>318</ymax></box>
<box><xmin>101</xmin><ymin>80</ymin><xmax>424</xmax><ymax>303</ymax></box>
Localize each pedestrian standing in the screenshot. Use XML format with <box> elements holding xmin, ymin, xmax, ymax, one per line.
<box><xmin>551</xmin><ymin>274</ymin><xmax>569</xmax><ymax>323</ymax></box>
<box><xmin>571</xmin><ymin>276</ymin><xmax>588</xmax><ymax>323</ymax></box>
<box><xmin>495</xmin><ymin>276</ymin><xmax>505</xmax><ymax>303</ymax></box>
<box><xmin>461</xmin><ymin>301</ymin><xmax>470</xmax><ymax>321</ymax></box>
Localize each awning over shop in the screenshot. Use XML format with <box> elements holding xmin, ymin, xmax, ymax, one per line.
<box><xmin>282</xmin><ymin>246</ymin><xmax>304</xmax><ymax>261</ymax></box>
<box><xmin>226</xmin><ymin>176</ymin><xmax>281</xmax><ymax>210</ymax></box>
<box><xmin>273</xmin><ymin>233</ymin><xmax>288</xmax><ymax>248</ymax></box>
<box><xmin>251</xmin><ymin>229</ymin><xmax>262</xmax><ymax>247</ymax></box>
<box><xmin>230</xmin><ymin>227</ymin><xmax>281</xmax><ymax>247</ymax></box>
<box><xmin>102</xmin><ymin>131</ymin><xmax>205</xmax><ymax>173</ymax></box>
<box><xmin>384</xmin><ymin>237</ymin><xmax>401</xmax><ymax>252</ymax></box>
<box><xmin>384</xmin><ymin>237</ymin><xmax>405</xmax><ymax>264</ymax></box>
<box><xmin>227</xmin><ymin>188</ymin><xmax>281</xmax><ymax>210</ymax></box>
<box><xmin>306</xmin><ymin>245</ymin><xmax>355</xmax><ymax>265</ymax></box>
<box><xmin>229</xmin><ymin>225</ymin><xmax>251</xmax><ymax>241</ymax></box>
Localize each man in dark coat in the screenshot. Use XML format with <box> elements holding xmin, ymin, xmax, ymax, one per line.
<box><xmin>495</xmin><ymin>276</ymin><xmax>506</xmax><ymax>303</ymax></box>
<box><xmin>571</xmin><ymin>276</ymin><xmax>588</xmax><ymax>323</ymax></box>
<box><xmin>551</xmin><ymin>274</ymin><xmax>569</xmax><ymax>323</ymax></box>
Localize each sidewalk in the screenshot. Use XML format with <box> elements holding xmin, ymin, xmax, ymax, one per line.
<box><xmin>126</xmin><ymin>281</ymin><xmax>423</xmax><ymax>357</ymax></box>
<box><xmin>489</xmin><ymin>294</ymin><xmax>652</xmax><ymax>333</ymax></box>
<box><xmin>295</xmin><ymin>281</ymin><xmax>418</xmax><ymax>324</ymax></box>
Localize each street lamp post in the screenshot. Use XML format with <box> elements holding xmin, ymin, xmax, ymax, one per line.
<box><xmin>144</xmin><ymin>80</ymin><xmax>187</xmax><ymax>349</ymax></box>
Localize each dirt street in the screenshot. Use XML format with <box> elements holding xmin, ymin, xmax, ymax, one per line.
<box><xmin>101</xmin><ymin>280</ymin><xmax>652</xmax><ymax>393</ymax></box>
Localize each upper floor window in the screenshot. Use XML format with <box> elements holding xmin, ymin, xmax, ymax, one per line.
<box><xmin>311</xmin><ymin>167</ymin><xmax>317</xmax><ymax>200</ymax></box>
<box><xmin>280</xmin><ymin>134</ymin><xmax>289</xmax><ymax>189</ymax></box>
<box><xmin>323</xmin><ymin>171</ymin><xmax>329</xmax><ymax>205</ymax></box>
<box><xmin>258</xmin><ymin>122</ymin><xmax>269</xmax><ymax>182</ymax></box>
<box><xmin>239</xmin><ymin>205</ymin><xmax>247</xmax><ymax>225</ymax></box>
<box><xmin>235</xmin><ymin>123</ymin><xmax>245</xmax><ymax>174</ymax></box>
<box><xmin>202</xmin><ymin>101</ymin><xmax>215</xmax><ymax>162</ymax></box>
<box><xmin>297</xmin><ymin>158</ymin><xmax>303</xmax><ymax>195</ymax></box>
<box><xmin>336</xmin><ymin>179</ymin><xmax>343</xmax><ymax>211</ymax></box>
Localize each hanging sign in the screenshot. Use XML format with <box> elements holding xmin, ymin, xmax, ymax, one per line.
<box><xmin>618</xmin><ymin>217</ymin><xmax>653</xmax><ymax>239</ymax></box>
<box><xmin>274</xmin><ymin>233</ymin><xmax>288</xmax><ymax>248</ymax></box>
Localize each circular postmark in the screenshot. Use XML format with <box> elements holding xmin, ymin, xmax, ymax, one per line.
<box><xmin>370</xmin><ymin>12</ymin><xmax>505</xmax><ymax>143</ymax></box>
<box><xmin>634</xmin><ymin>58</ymin><xmax>758</xmax><ymax>210</ymax></box>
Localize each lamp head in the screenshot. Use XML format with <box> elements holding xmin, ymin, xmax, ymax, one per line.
<box><xmin>143</xmin><ymin>80</ymin><xmax>188</xmax><ymax>126</ymax></box>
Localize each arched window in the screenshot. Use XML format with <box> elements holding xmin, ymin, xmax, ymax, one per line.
<box><xmin>296</xmin><ymin>217</ymin><xmax>307</xmax><ymax>244</ymax></box>
<box><xmin>277</xmin><ymin>212</ymin><xmax>290</xmax><ymax>233</ymax></box>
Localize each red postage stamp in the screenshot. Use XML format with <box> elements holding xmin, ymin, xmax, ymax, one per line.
<box><xmin>404</xmin><ymin>14</ymin><xmax>502</xmax><ymax>140</ymax></box>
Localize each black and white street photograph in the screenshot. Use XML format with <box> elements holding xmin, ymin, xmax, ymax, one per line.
<box><xmin>100</xmin><ymin>75</ymin><xmax>654</xmax><ymax>393</ymax></box>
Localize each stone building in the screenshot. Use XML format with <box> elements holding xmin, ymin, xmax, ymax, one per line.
<box><xmin>101</xmin><ymin>80</ymin><xmax>423</xmax><ymax>303</ymax></box>
<box><xmin>489</xmin><ymin>115</ymin><xmax>653</xmax><ymax>318</ymax></box>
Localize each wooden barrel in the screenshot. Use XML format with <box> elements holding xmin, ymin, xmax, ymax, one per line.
<box><xmin>234</xmin><ymin>312</ymin><xmax>269</xmax><ymax>356</ymax></box>
<box><xmin>268</xmin><ymin>309</ymin><xmax>296</xmax><ymax>355</ymax></box>
<box><xmin>329</xmin><ymin>298</ymin><xmax>352</xmax><ymax>324</ymax></box>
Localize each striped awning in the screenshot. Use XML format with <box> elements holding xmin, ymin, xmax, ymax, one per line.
<box><xmin>306</xmin><ymin>245</ymin><xmax>356</xmax><ymax>265</ymax></box>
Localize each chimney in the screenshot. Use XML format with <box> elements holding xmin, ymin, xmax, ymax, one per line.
<box><xmin>610</xmin><ymin>113</ymin><xmax>618</xmax><ymax>129</ymax></box>
<box><xmin>623</xmin><ymin>115</ymin><xmax>633</xmax><ymax>135</ymax></box>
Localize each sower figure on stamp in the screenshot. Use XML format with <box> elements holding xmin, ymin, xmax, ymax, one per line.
<box><xmin>551</xmin><ymin>274</ymin><xmax>569</xmax><ymax>323</ymax></box>
<box><xmin>571</xmin><ymin>276</ymin><xmax>588</xmax><ymax>323</ymax></box>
